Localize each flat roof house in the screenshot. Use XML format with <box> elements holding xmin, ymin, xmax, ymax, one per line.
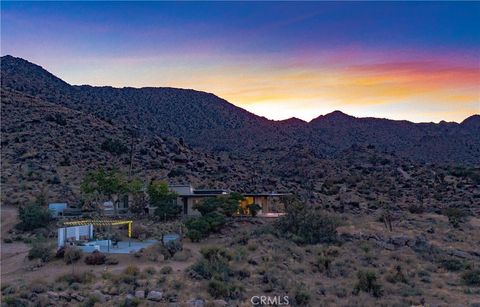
<box><xmin>169</xmin><ymin>184</ymin><xmax>288</xmax><ymax>217</ymax></box>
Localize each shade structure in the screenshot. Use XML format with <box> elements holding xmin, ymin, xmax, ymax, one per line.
<box><xmin>63</xmin><ymin>219</ymin><xmax>133</xmax><ymax>238</ymax></box>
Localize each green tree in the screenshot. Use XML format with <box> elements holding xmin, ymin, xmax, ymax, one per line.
<box><xmin>185</xmin><ymin>218</ymin><xmax>211</xmax><ymax>242</ymax></box>
<box><xmin>147</xmin><ymin>181</ymin><xmax>180</xmax><ymax>219</ymax></box>
<box><xmin>17</xmin><ymin>203</ymin><xmax>52</xmax><ymax>231</ymax></box>
<box><xmin>193</xmin><ymin>197</ymin><xmax>223</xmax><ymax>216</ymax></box>
<box><xmin>127</xmin><ymin>178</ymin><xmax>147</xmax><ymax>214</ymax></box>
<box><xmin>81</xmin><ymin>168</ymin><xmax>128</xmax><ymax>197</ymax></box>
<box><xmin>193</xmin><ymin>193</ymin><xmax>243</xmax><ymax>217</ymax></box>
<box><xmin>221</xmin><ymin>192</ymin><xmax>243</xmax><ymax>217</ymax></box>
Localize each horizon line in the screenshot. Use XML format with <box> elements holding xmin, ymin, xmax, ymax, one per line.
<box><xmin>2</xmin><ymin>54</ymin><xmax>478</xmax><ymax>125</ymax></box>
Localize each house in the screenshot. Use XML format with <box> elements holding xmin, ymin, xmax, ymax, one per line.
<box><xmin>168</xmin><ymin>184</ymin><xmax>288</xmax><ymax>217</ymax></box>
<box><xmin>48</xmin><ymin>203</ymin><xmax>68</xmax><ymax>217</ymax></box>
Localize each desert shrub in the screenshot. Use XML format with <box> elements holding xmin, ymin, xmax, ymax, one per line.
<box><xmin>83</xmin><ymin>295</ymin><xmax>100</xmax><ymax>307</ymax></box>
<box><xmin>207</xmin><ymin>280</ymin><xmax>243</xmax><ymax>300</ymax></box>
<box><xmin>233</xmin><ymin>246</ymin><xmax>248</xmax><ymax>262</ymax></box>
<box><xmin>144</xmin><ymin>267</ymin><xmax>156</xmax><ymax>275</ymax></box>
<box><xmin>185</xmin><ymin>217</ymin><xmax>211</xmax><ymax>242</ymax></box>
<box><xmin>124</xmin><ymin>265</ymin><xmax>140</xmax><ymax>276</ymax></box>
<box><xmin>64</xmin><ymin>246</ymin><xmax>83</xmax><ymax>264</ymax></box>
<box><xmin>17</xmin><ymin>203</ymin><xmax>52</xmax><ymax>231</ymax></box>
<box><xmin>45</xmin><ymin>114</ymin><xmax>67</xmax><ymax>126</ymax></box>
<box><xmin>294</xmin><ymin>287</ymin><xmax>311</xmax><ymax>305</ymax></box>
<box><xmin>354</xmin><ymin>270</ymin><xmax>383</xmax><ymax>297</ymax></box>
<box><xmin>160</xmin><ymin>265</ymin><xmax>173</xmax><ymax>274</ymax></box>
<box><xmin>276</xmin><ymin>199</ymin><xmax>339</xmax><ymax>244</ymax></box>
<box><xmin>443</xmin><ymin>207</ymin><xmax>467</xmax><ymax>228</ymax></box>
<box><xmin>2</xmin><ymin>296</ymin><xmax>26</xmax><ymax>307</ymax></box>
<box><xmin>208</xmin><ymin>280</ymin><xmax>229</xmax><ymax>299</ymax></box>
<box><xmin>106</xmin><ymin>257</ymin><xmax>119</xmax><ymax>265</ymax></box>
<box><xmin>172</xmin><ymin>249</ymin><xmax>191</xmax><ymax>261</ymax></box>
<box><xmin>164</xmin><ymin>239</ymin><xmax>183</xmax><ymax>258</ymax></box>
<box><xmin>57</xmin><ymin>272</ymin><xmax>94</xmax><ymax>285</ymax></box>
<box><xmin>131</xmin><ymin>224</ymin><xmax>149</xmax><ymax>240</ymax></box>
<box><xmin>441</xmin><ymin>258</ymin><xmax>467</xmax><ymax>271</ymax></box>
<box><xmin>315</xmin><ymin>253</ymin><xmax>332</xmax><ymax>273</ymax></box>
<box><xmin>408</xmin><ymin>203</ymin><xmax>425</xmax><ymax>214</ymax></box>
<box><xmin>85</xmin><ymin>251</ymin><xmax>106</xmax><ymax>265</ymax></box>
<box><xmin>462</xmin><ymin>270</ymin><xmax>480</xmax><ymax>286</ymax></box>
<box><xmin>186</xmin><ymin>229</ymin><xmax>202</xmax><ymax>243</ymax></box>
<box><xmin>30</xmin><ymin>281</ymin><xmax>47</xmax><ymax>293</ymax></box>
<box><xmin>203</xmin><ymin>212</ymin><xmax>226</xmax><ymax>232</ymax></box>
<box><xmin>190</xmin><ymin>246</ymin><xmax>233</xmax><ymax>281</ymax></box>
<box><xmin>190</xmin><ymin>259</ymin><xmax>212</xmax><ymax>279</ymax></box>
<box><xmin>100</xmin><ymin>138</ymin><xmax>128</xmax><ymax>155</ymax></box>
<box><xmin>386</xmin><ymin>265</ymin><xmax>408</xmax><ymax>284</ymax></box>
<box><xmin>55</xmin><ymin>246</ymin><xmax>66</xmax><ymax>258</ymax></box>
<box><xmin>28</xmin><ymin>242</ymin><xmax>53</xmax><ymax>262</ymax></box>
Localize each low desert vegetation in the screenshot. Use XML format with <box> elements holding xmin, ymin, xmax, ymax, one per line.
<box><xmin>16</xmin><ymin>197</ymin><xmax>52</xmax><ymax>231</ymax></box>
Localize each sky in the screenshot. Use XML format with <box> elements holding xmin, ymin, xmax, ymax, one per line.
<box><xmin>1</xmin><ymin>2</ymin><xmax>479</xmax><ymax>123</ymax></box>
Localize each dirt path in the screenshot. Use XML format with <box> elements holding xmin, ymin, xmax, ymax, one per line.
<box><xmin>1</xmin><ymin>206</ymin><xmax>18</xmax><ymax>235</ymax></box>
<box><xmin>1</xmin><ymin>206</ymin><xmax>32</xmax><ymax>281</ymax></box>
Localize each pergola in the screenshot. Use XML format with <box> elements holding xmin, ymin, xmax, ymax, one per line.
<box><xmin>63</xmin><ymin>219</ymin><xmax>133</xmax><ymax>237</ymax></box>
<box><xmin>63</xmin><ymin>219</ymin><xmax>133</xmax><ymax>251</ymax></box>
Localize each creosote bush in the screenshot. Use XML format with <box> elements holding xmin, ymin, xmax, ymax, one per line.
<box><xmin>207</xmin><ymin>280</ymin><xmax>243</xmax><ymax>300</ymax></box>
<box><xmin>354</xmin><ymin>270</ymin><xmax>383</xmax><ymax>297</ymax></box>
<box><xmin>160</xmin><ymin>266</ymin><xmax>173</xmax><ymax>274</ymax></box>
<box><xmin>85</xmin><ymin>251</ymin><xmax>106</xmax><ymax>265</ymax></box>
<box><xmin>64</xmin><ymin>246</ymin><xmax>83</xmax><ymax>264</ymax></box>
<box><xmin>443</xmin><ymin>207</ymin><xmax>467</xmax><ymax>228</ymax></box>
<box><xmin>462</xmin><ymin>270</ymin><xmax>480</xmax><ymax>286</ymax></box>
<box><xmin>275</xmin><ymin>198</ymin><xmax>339</xmax><ymax>244</ymax></box>
<box><xmin>190</xmin><ymin>246</ymin><xmax>233</xmax><ymax>281</ymax></box>
<box><xmin>28</xmin><ymin>241</ymin><xmax>54</xmax><ymax>262</ymax></box>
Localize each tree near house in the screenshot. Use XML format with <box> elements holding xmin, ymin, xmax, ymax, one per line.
<box><xmin>221</xmin><ymin>192</ymin><xmax>244</xmax><ymax>217</ymax></box>
<box><xmin>80</xmin><ymin>168</ymin><xmax>130</xmax><ymax>213</ymax></box>
<box><xmin>186</xmin><ymin>193</ymin><xmax>245</xmax><ymax>242</ymax></box>
<box><xmin>127</xmin><ymin>178</ymin><xmax>147</xmax><ymax>215</ymax></box>
<box><xmin>147</xmin><ymin>181</ymin><xmax>181</xmax><ymax>219</ymax></box>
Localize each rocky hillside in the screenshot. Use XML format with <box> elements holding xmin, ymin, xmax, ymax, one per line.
<box><xmin>2</xmin><ymin>55</ymin><xmax>479</xmax><ymax>164</ymax></box>
<box><xmin>2</xmin><ymin>87</ymin><xmax>479</xmax><ymax>215</ymax></box>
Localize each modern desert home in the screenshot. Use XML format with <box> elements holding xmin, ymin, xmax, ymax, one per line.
<box><xmin>168</xmin><ymin>184</ymin><xmax>288</xmax><ymax>217</ymax></box>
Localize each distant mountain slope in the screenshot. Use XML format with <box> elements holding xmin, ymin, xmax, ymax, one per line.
<box><xmin>1</xmin><ymin>55</ymin><xmax>479</xmax><ymax>164</ymax></box>
<box><xmin>0</xmin><ymin>87</ymin><xmax>272</xmax><ymax>205</ymax></box>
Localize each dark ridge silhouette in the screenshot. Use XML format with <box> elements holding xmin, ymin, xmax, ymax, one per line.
<box><xmin>1</xmin><ymin>55</ymin><xmax>479</xmax><ymax>164</ymax></box>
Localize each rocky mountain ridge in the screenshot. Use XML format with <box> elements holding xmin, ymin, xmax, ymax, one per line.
<box><xmin>1</xmin><ymin>55</ymin><xmax>479</xmax><ymax>165</ymax></box>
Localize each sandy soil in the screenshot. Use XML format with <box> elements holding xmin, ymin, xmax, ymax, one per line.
<box><xmin>1</xmin><ymin>206</ymin><xmax>31</xmax><ymax>281</ymax></box>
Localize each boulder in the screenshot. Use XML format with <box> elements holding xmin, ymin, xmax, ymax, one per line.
<box><xmin>46</xmin><ymin>291</ymin><xmax>59</xmax><ymax>300</ymax></box>
<box><xmin>147</xmin><ymin>291</ymin><xmax>163</xmax><ymax>302</ymax></box>
<box><xmin>135</xmin><ymin>290</ymin><xmax>145</xmax><ymax>299</ymax></box>
<box><xmin>91</xmin><ymin>290</ymin><xmax>106</xmax><ymax>303</ymax></box>
<box><xmin>390</xmin><ymin>235</ymin><xmax>411</xmax><ymax>246</ymax></box>
<box><xmin>71</xmin><ymin>293</ymin><xmax>85</xmax><ymax>302</ymax></box>
<box><xmin>187</xmin><ymin>299</ymin><xmax>205</xmax><ymax>307</ymax></box>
